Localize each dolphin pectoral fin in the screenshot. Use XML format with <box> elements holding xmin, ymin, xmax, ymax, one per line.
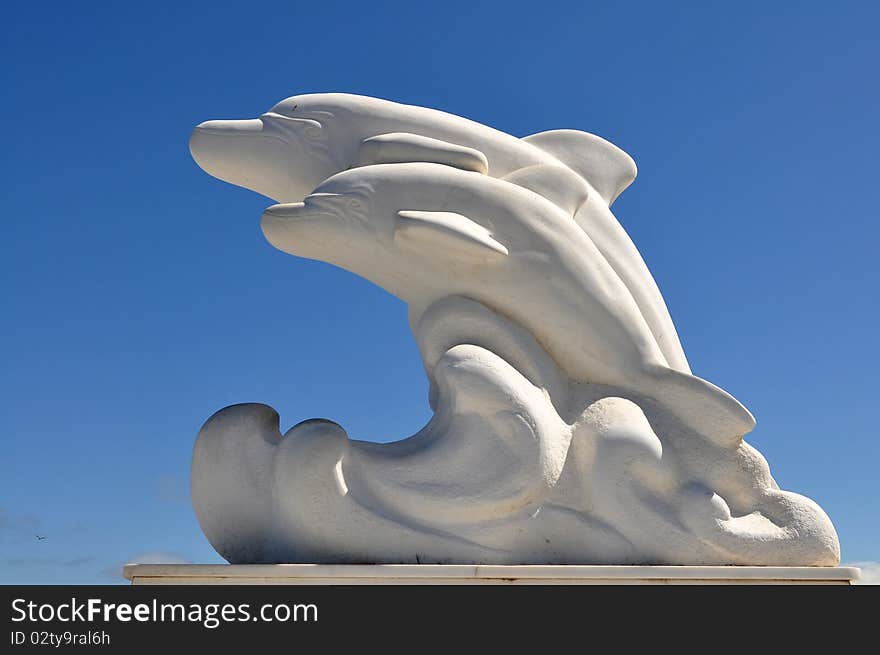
<box><xmin>502</xmin><ymin>164</ymin><xmax>591</xmax><ymax>216</ymax></box>
<box><xmin>645</xmin><ymin>366</ymin><xmax>756</xmax><ymax>447</ymax></box>
<box><xmin>395</xmin><ymin>210</ymin><xmax>509</xmax><ymax>259</ymax></box>
<box><xmin>358</xmin><ymin>133</ymin><xmax>489</xmax><ymax>174</ymax></box>
<box><xmin>522</xmin><ymin>130</ymin><xmax>637</xmax><ymax>206</ymax></box>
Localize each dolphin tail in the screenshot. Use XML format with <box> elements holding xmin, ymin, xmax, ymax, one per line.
<box><xmin>641</xmin><ymin>366</ymin><xmax>756</xmax><ymax>446</ymax></box>
<box><xmin>572</xmin><ymin>200</ymin><xmax>691</xmax><ymax>374</ymax></box>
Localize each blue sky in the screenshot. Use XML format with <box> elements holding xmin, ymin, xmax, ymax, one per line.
<box><xmin>2</xmin><ymin>1</ymin><xmax>878</xmax><ymax>583</ymax></box>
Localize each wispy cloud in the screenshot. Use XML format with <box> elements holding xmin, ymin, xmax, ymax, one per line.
<box><xmin>103</xmin><ymin>550</ymin><xmax>192</xmax><ymax>581</ymax></box>
<box><xmin>2</xmin><ymin>556</ymin><xmax>95</xmax><ymax>567</ymax></box>
<box><xmin>125</xmin><ymin>551</ymin><xmax>192</xmax><ymax>566</ymax></box>
<box><xmin>845</xmin><ymin>561</ymin><xmax>880</xmax><ymax>585</ymax></box>
<box><xmin>0</xmin><ymin>506</ymin><xmax>42</xmax><ymax>543</ymax></box>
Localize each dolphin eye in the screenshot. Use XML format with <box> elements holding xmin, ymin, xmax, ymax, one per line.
<box><xmin>348</xmin><ymin>199</ymin><xmax>363</xmax><ymax>210</ymax></box>
<box><xmin>304</xmin><ymin>123</ymin><xmax>322</xmax><ymax>138</ymax></box>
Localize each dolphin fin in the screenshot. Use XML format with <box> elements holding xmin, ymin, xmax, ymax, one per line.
<box><xmin>395</xmin><ymin>210</ymin><xmax>508</xmax><ymax>259</ymax></box>
<box><xmin>522</xmin><ymin>130</ymin><xmax>637</xmax><ymax>206</ymax></box>
<box><xmin>502</xmin><ymin>164</ymin><xmax>591</xmax><ymax>216</ymax></box>
<box><xmin>644</xmin><ymin>366</ymin><xmax>756</xmax><ymax>447</ymax></box>
<box><xmin>359</xmin><ymin>133</ymin><xmax>489</xmax><ymax>174</ymax></box>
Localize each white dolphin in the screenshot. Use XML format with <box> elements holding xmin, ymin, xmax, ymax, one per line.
<box><xmin>189</xmin><ymin>92</ymin><xmax>690</xmax><ymax>373</ymax></box>
<box><xmin>260</xmin><ymin>162</ymin><xmax>755</xmax><ymax>446</ymax></box>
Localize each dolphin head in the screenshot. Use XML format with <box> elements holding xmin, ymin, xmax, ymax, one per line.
<box><xmin>260</xmin><ymin>165</ymin><xmax>394</xmax><ymax>263</ymax></box>
<box><xmin>259</xmin><ymin>163</ymin><xmax>524</xmax><ymax>299</ymax></box>
<box><xmin>189</xmin><ymin>94</ymin><xmax>352</xmax><ymax>202</ymax></box>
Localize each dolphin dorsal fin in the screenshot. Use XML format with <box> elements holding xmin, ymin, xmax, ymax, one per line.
<box><xmin>395</xmin><ymin>210</ymin><xmax>508</xmax><ymax>260</ymax></box>
<box><xmin>502</xmin><ymin>164</ymin><xmax>591</xmax><ymax>216</ymax></box>
<box><xmin>359</xmin><ymin>133</ymin><xmax>489</xmax><ymax>174</ymax></box>
<box><xmin>522</xmin><ymin>130</ymin><xmax>637</xmax><ymax>206</ymax></box>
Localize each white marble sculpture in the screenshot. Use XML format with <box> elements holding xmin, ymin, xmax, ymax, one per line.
<box><xmin>188</xmin><ymin>93</ymin><xmax>840</xmax><ymax>566</ymax></box>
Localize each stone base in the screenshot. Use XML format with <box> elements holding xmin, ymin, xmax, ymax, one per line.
<box><xmin>123</xmin><ymin>564</ymin><xmax>860</xmax><ymax>585</ymax></box>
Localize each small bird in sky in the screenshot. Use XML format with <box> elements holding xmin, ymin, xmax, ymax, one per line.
<box><xmin>35</xmin><ymin>535</ymin><xmax>46</xmax><ymax>541</ymax></box>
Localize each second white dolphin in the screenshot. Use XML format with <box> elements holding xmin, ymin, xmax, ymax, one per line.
<box><xmin>261</xmin><ymin>163</ymin><xmax>755</xmax><ymax>445</ymax></box>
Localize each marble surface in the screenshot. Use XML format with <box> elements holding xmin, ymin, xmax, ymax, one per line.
<box><xmin>125</xmin><ymin>564</ymin><xmax>860</xmax><ymax>585</ymax></box>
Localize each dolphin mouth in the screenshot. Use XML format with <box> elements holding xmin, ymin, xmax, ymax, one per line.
<box><xmin>189</xmin><ymin>118</ymin><xmax>308</xmax><ymax>202</ymax></box>
<box><xmin>193</xmin><ymin>118</ymin><xmax>262</xmax><ymax>136</ymax></box>
<box><xmin>261</xmin><ymin>202</ymin><xmax>342</xmax><ymax>258</ymax></box>
<box><xmin>264</xmin><ymin>192</ymin><xmax>351</xmax><ymax>220</ymax></box>
<box><xmin>263</xmin><ymin>202</ymin><xmax>334</xmax><ymax>222</ymax></box>
<box><xmin>191</xmin><ymin>118</ymin><xmax>287</xmax><ymax>144</ymax></box>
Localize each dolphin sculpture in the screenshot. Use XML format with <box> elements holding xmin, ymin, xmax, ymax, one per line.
<box><xmin>260</xmin><ymin>162</ymin><xmax>753</xmax><ymax>446</ymax></box>
<box><xmin>187</xmin><ymin>96</ymin><xmax>840</xmax><ymax>567</ymax></box>
<box><xmin>189</xmin><ymin>92</ymin><xmax>690</xmax><ymax>374</ymax></box>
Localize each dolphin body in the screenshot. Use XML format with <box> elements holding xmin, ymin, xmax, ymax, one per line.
<box><xmin>261</xmin><ymin>163</ymin><xmax>755</xmax><ymax>446</ymax></box>
<box><xmin>189</xmin><ymin>92</ymin><xmax>690</xmax><ymax>374</ymax></box>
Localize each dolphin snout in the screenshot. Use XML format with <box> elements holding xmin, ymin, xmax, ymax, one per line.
<box><xmin>189</xmin><ymin>118</ymin><xmax>307</xmax><ymax>202</ymax></box>
<box><xmin>261</xmin><ymin>202</ymin><xmax>341</xmax><ymax>260</ymax></box>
